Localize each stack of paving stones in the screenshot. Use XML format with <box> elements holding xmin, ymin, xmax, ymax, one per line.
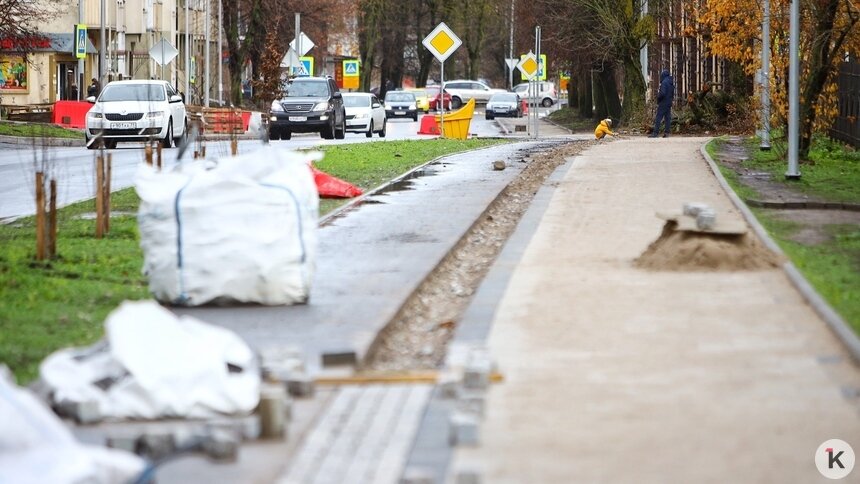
<box><xmin>45</xmin><ymin>348</ymin><xmax>319</xmax><ymax>464</ymax></box>
<box><xmin>401</xmin><ymin>344</ymin><xmax>495</xmax><ymax>484</ymax></box>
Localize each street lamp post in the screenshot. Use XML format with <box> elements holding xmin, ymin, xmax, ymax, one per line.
<box><xmin>760</xmin><ymin>0</ymin><xmax>771</xmax><ymax>151</ymax></box>
<box><xmin>786</xmin><ymin>0</ymin><xmax>801</xmax><ymax>179</ymax></box>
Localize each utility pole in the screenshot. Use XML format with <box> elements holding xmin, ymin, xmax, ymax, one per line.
<box><xmin>78</xmin><ymin>0</ymin><xmax>84</xmax><ymax>99</ymax></box>
<box><xmin>99</xmin><ymin>0</ymin><xmax>106</xmax><ymax>85</ymax></box>
<box><xmin>185</xmin><ymin>0</ymin><xmax>190</xmax><ymax>103</ymax></box>
<box><xmin>534</xmin><ymin>26</ymin><xmax>541</xmax><ymax>139</ymax></box>
<box><xmin>760</xmin><ymin>0</ymin><xmax>771</xmax><ymax>150</ymax></box>
<box><xmin>509</xmin><ymin>0</ymin><xmax>515</xmax><ymax>90</ymax></box>
<box><xmin>294</xmin><ymin>13</ymin><xmax>301</xmax><ymax>76</ymax></box>
<box><xmin>204</xmin><ymin>0</ymin><xmax>210</xmax><ymax>107</ymax></box>
<box><xmin>218</xmin><ymin>0</ymin><xmax>223</xmax><ymax>105</ymax></box>
<box><xmin>786</xmin><ymin>0</ymin><xmax>800</xmax><ymax>179</ymax></box>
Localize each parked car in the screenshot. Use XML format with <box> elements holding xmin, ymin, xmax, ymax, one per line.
<box><xmin>406</xmin><ymin>88</ymin><xmax>430</xmax><ymax>113</ymax></box>
<box><xmin>513</xmin><ymin>81</ymin><xmax>558</xmax><ymax>107</ymax></box>
<box><xmin>268</xmin><ymin>76</ymin><xmax>346</xmax><ymax>140</ymax></box>
<box><xmin>425</xmin><ymin>85</ymin><xmax>453</xmax><ymax>111</ymax></box>
<box><xmin>485</xmin><ymin>92</ymin><xmax>523</xmax><ymax>119</ymax></box>
<box><xmin>384</xmin><ymin>91</ymin><xmax>418</xmax><ymax>121</ymax></box>
<box><xmin>342</xmin><ymin>92</ymin><xmax>387</xmax><ymax>138</ymax></box>
<box><xmin>85</xmin><ymin>80</ymin><xmax>187</xmax><ymax>149</ymax></box>
<box><xmin>442</xmin><ymin>80</ymin><xmax>506</xmax><ymax>108</ymax></box>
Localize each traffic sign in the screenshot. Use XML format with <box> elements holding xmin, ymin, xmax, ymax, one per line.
<box><xmin>289</xmin><ymin>32</ymin><xmax>315</xmax><ymax>57</ymax></box>
<box><xmin>74</xmin><ymin>24</ymin><xmax>87</xmax><ymax>59</ymax></box>
<box><xmin>505</xmin><ymin>58</ymin><xmax>517</xmax><ymax>70</ymax></box>
<box><xmin>280</xmin><ymin>48</ymin><xmax>300</xmax><ymax>68</ymax></box>
<box><xmin>422</xmin><ymin>22</ymin><xmax>462</xmax><ymax>62</ymax></box>
<box><xmin>149</xmin><ymin>38</ymin><xmax>178</xmax><ymax>66</ymax></box>
<box><xmin>519</xmin><ymin>53</ymin><xmax>547</xmax><ymax>81</ymax></box>
<box><xmin>298</xmin><ymin>56</ymin><xmax>314</xmax><ymax>76</ymax></box>
<box><xmin>517</xmin><ymin>52</ymin><xmax>539</xmax><ymax>80</ymax></box>
<box><xmin>343</xmin><ymin>59</ymin><xmax>359</xmax><ymax>77</ymax></box>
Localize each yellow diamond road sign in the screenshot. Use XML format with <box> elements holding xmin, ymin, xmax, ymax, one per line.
<box><xmin>517</xmin><ymin>52</ymin><xmax>539</xmax><ymax>80</ymax></box>
<box><xmin>422</xmin><ymin>22</ymin><xmax>462</xmax><ymax>62</ymax></box>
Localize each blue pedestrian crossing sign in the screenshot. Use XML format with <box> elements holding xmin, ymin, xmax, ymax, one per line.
<box><xmin>297</xmin><ymin>56</ymin><xmax>314</xmax><ymax>76</ymax></box>
<box><xmin>343</xmin><ymin>59</ymin><xmax>359</xmax><ymax>77</ymax></box>
<box><xmin>74</xmin><ymin>24</ymin><xmax>87</xmax><ymax>59</ymax></box>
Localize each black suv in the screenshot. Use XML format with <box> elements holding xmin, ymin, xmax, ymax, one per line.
<box><xmin>268</xmin><ymin>77</ymin><xmax>346</xmax><ymax>140</ymax></box>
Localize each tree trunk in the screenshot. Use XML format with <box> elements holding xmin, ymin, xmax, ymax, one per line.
<box><xmin>595</xmin><ymin>64</ymin><xmax>622</xmax><ymax>121</ymax></box>
<box><xmin>222</xmin><ymin>0</ymin><xmax>243</xmax><ymax>105</ymax></box>
<box><xmin>578</xmin><ymin>70</ymin><xmax>592</xmax><ymax>119</ymax></box>
<box><xmin>621</xmin><ymin>54</ymin><xmax>645</xmax><ymax>125</ymax></box>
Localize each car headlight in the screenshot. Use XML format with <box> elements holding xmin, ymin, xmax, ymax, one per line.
<box><xmin>313</xmin><ymin>102</ymin><xmax>330</xmax><ymax>111</ymax></box>
<box><xmin>354</xmin><ymin>113</ymin><xmax>368</xmax><ymax>119</ymax></box>
<box><xmin>88</xmin><ymin>111</ymin><xmax>102</xmax><ymax>119</ymax></box>
<box><xmin>146</xmin><ymin>111</ymin><xmax>164</xmax><ymax>119</ymax></box>
<box><xmin>409</xmin><ymin>103</ymin><xmax>416</xmax><ymax>110</ymax></box>
<box><xmin>270</xmin><ymin>101</ymin><xmax>284</xmax><ymax>112</ymax></box>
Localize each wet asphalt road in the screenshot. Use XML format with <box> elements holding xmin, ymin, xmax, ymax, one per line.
<box><xmin>0</xmin><ymin>111</ymin><xmax>507</xmax><ymax>220</ymax></box>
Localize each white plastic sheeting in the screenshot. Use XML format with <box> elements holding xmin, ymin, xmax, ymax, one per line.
<box><xmin>136</xmin><ymin>145</ymin><xmax>320</xmax><ymax>306</ymax></box>
<box><xmin>40</xmin><ymin>300</ymin><xmax>260</xmax><ymax>420</ymax></box>
<box><xmin>0</xmin><ymin>375</ymin><xmax>143</xmax><ymax>484</ymax></box>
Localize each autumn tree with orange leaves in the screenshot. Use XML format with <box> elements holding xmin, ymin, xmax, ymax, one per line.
<box><xmin>693</xmin><ymin>0</ymin><xmax>860</xmax><ymax>158</ymax></box>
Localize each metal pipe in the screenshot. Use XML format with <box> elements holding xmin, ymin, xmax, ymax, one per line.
<box><xmin>218</xmin><ymin>0</ymin><xmax>223</xmax><ymax>105</ymax></box>
<box><xmin>786</xmin><ymin>0</ymin><xmax>800</xmax><ymax>178</ymax></box>
<box><xmin>760</xmin><ymin>0</ymin><xmax>771</xmax><ymax>150</ymax></box>
<box><xmin>185</xmin><ymin>0</ymin><xmax>190</xmax><ymax>102</ymax></box>
<box><xmin>535</xmin><ymin>26</ymin><xmax>540</xmax><ymax>139</ymax></box>
<box><xmin>78</xmin><ymin>0</ymin><xmax>84</xmax><ymax>99</ymax></box>
<box><xmin>509</xmin><ymin>0</ymin><xmax>514</xmax><ymax>90</ymax></box>
<box><xmin>100</xmin><ymin>0</ymin><xmax>106</xmax><ymax>84</ymax></box>
<box><xmin>204</xmin><ymin>0</ymin><xmax>210</xmax><ymax>106</ymax></box>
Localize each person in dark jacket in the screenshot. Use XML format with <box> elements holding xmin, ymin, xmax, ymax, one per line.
<box><xmin>87</xmin><ymin>78</ymin><xmax>101</xmax><ymax>98</ymax></box>
<box><xmin>650</xmin><ymin>69</ymin><xmax>674</xmax><ymax>138</ymax></box>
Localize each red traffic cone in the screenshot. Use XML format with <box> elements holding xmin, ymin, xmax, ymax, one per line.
<box><xmin>311</xmin><ymin>167</ymin><xmax>363</xmax><ymax>198</ymax></box>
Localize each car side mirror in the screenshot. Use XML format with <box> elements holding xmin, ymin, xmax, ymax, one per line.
<box><xmin>332</xmin><ymin>92</ymin><xmax>342</xmax><ymax>99</ymax></box>
<box><xmin>169</xmin><ymin>95</ymin><xmax>183</xmax><ymax>103</ymax></box>
<box><xmin>86</xmin><ymin>96</ymin><xmax>96</xmax><ymax>103</ymax></box>
<box><xmin>372</xmin><ymin>102</ymin><xmax>381</xmax><ymax>108</ymax></box>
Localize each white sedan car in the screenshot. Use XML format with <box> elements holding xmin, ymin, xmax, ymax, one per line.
<box><xmin>86</xmin><ymin>80</ymin><xmax>187</xmax><ymax>149</ymax></box>
<box><xmin>342</xmin><ymin>92</ymin><xmax>386</xmax><ymax>137</ymax></box>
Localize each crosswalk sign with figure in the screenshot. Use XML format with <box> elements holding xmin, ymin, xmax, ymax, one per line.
<box><xmin>343</xmin><ymin>60</ymin><xmax>359</xmax><ymax>77</ymax></box>
<box><xmin>297</xmin><ymin>56</ymin><xmax>314</xmax><ymax>76</ymax></box>
<box><xmin>75</xmin><ymin>24</ymin><xmax>87</xmax><ymax>59</ymax></box>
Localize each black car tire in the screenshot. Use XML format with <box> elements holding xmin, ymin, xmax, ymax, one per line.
<box><xmin>161</xmin><ymin>120</ymin><xmax>173</xmax><ymax>149</ymax></box>
<box><xmin>451</xmin><ymin>97</ymin><xmax>463</xmax><ymax>109</ymax></box>
<box><xmin>283</xmin><ymin>130</ymin><xmax>291</xmax><ymax>140</ymax></box>
<box><xmin>378</xmin><ymin>119</ymin><xmax>386</xmax><ymax>137</ymax></box>
<box><xmin>335</xmin><ymin>115</ymin><xmax>346</xmax><ymax>139</ymax></box>
<box><xmin>541</xmin><ymin>98</ymin><xmax>553</xmax><ymax>107</ymax></box>
<box><xmin>105</xmin><ymin>139</ymin><xmax>117</xmax><ymax>149</ymax></box>
<box><xmin>86</xmin><ymin>136</ymin><xmax>98</xmax><ymax>150</ymax></box>
<box><xmin>486</xmin><ymin>113</ymin><xmax>494</xmax><ymax>120</ymax></box>
<box><xmin>366</xmin><ymin>121</ymin><xmax>374</xmax><ymax>138</ymax></box>
<box><xmin>412</xmin><ymin>113</ymin><xmax>418</xmax><ymax>121</ymax></box>
<box><xmin>269</xmin><ymin>129</ymin><xmax>280</xmax><ymax>141</ymax></box>
<box><xmin>174</xmin><ymin>120</ymin><xmax>186</xmax><ymax>146</ymax></box>
<box><xmin>321</xmin><ymin>119</ymin><xmax>335</xmax><ymax>139</ymax></box>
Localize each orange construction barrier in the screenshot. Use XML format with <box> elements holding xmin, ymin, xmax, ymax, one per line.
<box><xmin>311</xmin><ymin>167</ymin><xmax>363</xmax><ymax>198</ymax></box>
<box><xmin>52</xmin><ymin>101</ymin><xmax>93</xmax><ymax>129</ymax></box>
<box><xmin>417</xmin><ymin>114</ymin><xmax>440</xmax><ymax>135</ymax></box>
<box><xmin>435</xmin><ymin>98</ymin><xmax>475</xmax><ymax>140</ymax></box>
<box><xmin>521</xmin><ymin>98</ymin><xmax>529</xmax><ymax>115</ymax></box>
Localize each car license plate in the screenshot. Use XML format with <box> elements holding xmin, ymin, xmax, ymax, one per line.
<box><xmin>395</xmin><ymin>111</ymin><xmax>405</xmax><ymax>115</ymax></box>
<box><xmin>110</xmin><ymin>122</ymin><xmax>135</xmax><ymax>129</ymax></box>
<box><xmin>289</xmin><ymin>116</ymin><xmax>307</xmax><ymax>122</ymax></box>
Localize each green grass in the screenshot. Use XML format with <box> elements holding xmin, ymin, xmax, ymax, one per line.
<box><xmin>0</xmin><ymin>138</ymin><xmax>507</xmax><ymax>383</ymax></box>
<box><xmin>0</xmin><ymin>121</ymin><xmax>84</xmax><ymax>139</ymax></box>
<box><xmin>741</xmin><ymin>135</ymin><xmax>860</xmax><ymax>202</ymax></box>
<box><xmin>707</xmin><ymin>137</ymin><xmax>860</xmax><ymax>335</ymax></box>
<box><xmin>546</xmin><ymin>107</ymin><xmax>594</xmax><ymax>132</ymax></box>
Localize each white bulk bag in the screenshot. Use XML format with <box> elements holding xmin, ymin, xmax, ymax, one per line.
<box><xmin>136</xmin><ymin>145</ymin><xmax>319</xmax><ymax>306</ymax></box>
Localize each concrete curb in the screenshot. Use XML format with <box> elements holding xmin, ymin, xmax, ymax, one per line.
<box><xmin>0</xmin><ymin>134</ymin><xmax>84</xmax><ymax>147</ymax></box>
<box><xmin>700</xmin><ymin>143</ymin><xmax>860</xmax><ymax>365</ymax></box>
<box><xmin>540</xmin><ymin>116</ymin><xmax>574</xmax><ymax>135</ymax></box>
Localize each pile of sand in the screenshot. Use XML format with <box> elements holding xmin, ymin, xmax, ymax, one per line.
<box><xmin>634</xmin><ymin>221</ymin><xmax>783</xmax><ymax>271</ymax></box>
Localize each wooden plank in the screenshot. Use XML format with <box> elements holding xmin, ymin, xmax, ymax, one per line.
<box><xmin>35</xmin><ymin>172</ymin><xmax>45</xmax><ymax>260</ymax></box>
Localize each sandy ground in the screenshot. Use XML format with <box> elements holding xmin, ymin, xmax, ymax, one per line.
<box><xmin>452</xmin><ymin>137</ymin><xmax>860</xmax><ymax>483</ymax></box>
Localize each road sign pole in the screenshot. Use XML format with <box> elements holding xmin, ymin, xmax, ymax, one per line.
<box><xmin>440</xmin><ymin>60</ymin><xmax>445</xmax><ymax>138</ymax></box>
<box><xmin>535</xmin><ymin>26</ymin><xmax>541</xmax><ymax>139</ymax></box>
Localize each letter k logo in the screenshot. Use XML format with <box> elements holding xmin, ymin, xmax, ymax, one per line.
<box><xmin>828</xmin><ymin>448</ymin><xmax>846</xmax><ymax>469</ymax></box>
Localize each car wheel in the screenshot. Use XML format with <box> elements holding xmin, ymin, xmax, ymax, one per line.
<box><xmin>105</xmin><ymin>139</ymin><xmax>117</xmax><ymax>149</ymax></box>
<box><xmin>174</xmin><ymin>120</ymin><xmax>186</xmax><ymax>145</ymax></box>
<box><xmin>335</xmin><ymin>116</ymin><xmax>346</xmax><ymax>139</ymax></box>
<box><xmin>322</xmin><ymin>119</ymin><xmax>335</xmax><ymax>139</ymax></box>
<box><xmin>542</xmin><ymin>98</ymin><xmax>553</xmax><ymax>107</ymax></box>
<box><xmin>451</xmin><ymin>97</ymin><xmax>463</xmax><ymax>109</ymax></box>
<box><xmin>283</xmin><ymin>130</ymin><xmax>291</xmax><ymax>140</ymax></box>
<box><xmin>86</xmin><ymin>135</ymin><xmax>98</xmax><ymax>150</ymax></box>
<box><xmin>378</xmin><ymin>119</ymin><xmax>386</xmax><ymax>138</ymax></box>
<box><xmin>161</xmin><ymin>119</ymin><xmax>173</xmax><ymax>148</ymax></box>
<box><xmin>366</xmin><ymin>121</ymin><xmax>374</xmax><ymax>138</ymax></box>
<box><xmin>486</xmin><ymin>113</ymin><xmax>494</xmax><ymax>120</ymax></box>
<box><xmin>269</xmin><ymin>129</ymin><xmax>280</xmax><ymax>141</ymax></box>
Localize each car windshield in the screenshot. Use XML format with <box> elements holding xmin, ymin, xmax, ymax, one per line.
<box><xmin>386</xmin><ymin>92</ymin><xmax>415</xmax><ymax>102</ymax></box>
<box><xmin>284</xmin><ymin>81</ymin><xmax>329</xmax><ymax>97</ymax></box>
<box><xmin>513</xmin><ymin>85</ymin><xmax>528</xmax><ymax>93</ymax></box>
<box><xmin>410</xmin><ymin>90</ymin><xmax>427</xmax><ymax>97</ymax></box>
<box><xmin>425</xmin><ymin>86</ymin><xmax>440</xmax><ymax>95</ymax></box>
<box><xmin>343</xmin><ymin>95</ymin><xmax>371</xmax><ymax>107</ymax></box>
<box><xmin>100</xmin><ymin>84</ymin><xmax>165</xmax><ymax>102</ymax></box>
<box><xmin>491</xmin><ymin>93</ymin><xmax>518</xmax><ymax>102</ymax></box>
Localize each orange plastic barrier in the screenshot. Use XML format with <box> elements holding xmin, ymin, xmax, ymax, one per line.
<box><xmin>52</xmin><ymin>101</ymin><xmax>93</xmax><ymax>129</ymax></box>
<box><xmin>521</xmin><ymin>98</ymin><xmax>529</xmax><ymax>115</ymax></box>
<box><xmin>312</xmin><ymin>167</ymin><xmax>363</xmax><ymax>198</ymax></box>
<box><xmin>417</xmin><ymin>114</ymin><xmax>440</xmax><ymax>135</ymax></box>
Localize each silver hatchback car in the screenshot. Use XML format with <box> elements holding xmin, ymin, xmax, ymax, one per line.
<box><xmin>513</xmin><ymin>81</ymin><xmax>558</xmax><ymax>107</ymax></box>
